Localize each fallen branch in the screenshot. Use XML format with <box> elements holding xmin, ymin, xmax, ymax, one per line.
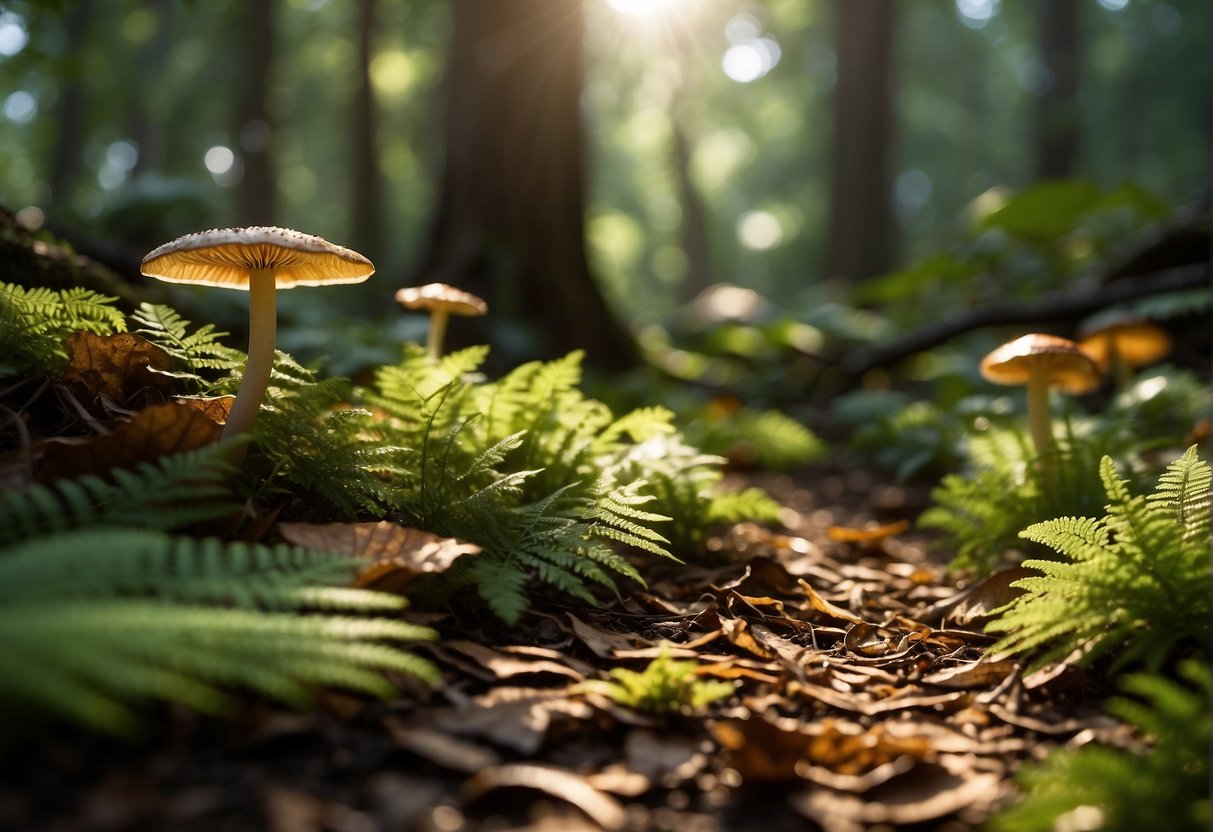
<box><xmin>841</xmin><ymin>263</ymin><xmax>1209</xmax><ymax>376</ymax></box>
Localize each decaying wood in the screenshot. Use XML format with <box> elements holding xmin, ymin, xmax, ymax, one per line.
<box><xmin>842</xmin><ymin>262</ymin><xmax>1209</xmax><ymax>376</ymax></box>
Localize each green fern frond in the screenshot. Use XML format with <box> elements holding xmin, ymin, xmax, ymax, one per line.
<box><xmin>0</xmin><ymin>283</ymin><xmax>126</xmax><ymax>375</ymax></box>
<box><xmin>0</xmin><ymin>444</ymin><xmax>238</xmax><ymax>545</ymax></box>
<box><xmin>0</xmin><ymin>527</ymin><xmax>438</xmax><ymax>736</ymax></box>
<box><xmin>987</xmin><ymin>446</ymin><xmax>1211</xmax><ymax>670</ymax></box>
<box><xmin>132</xmin><ymin>302</ymin><xmax>244</xmax><ymax>385</ymax></box>
<box><xmin>991</xmin><ymin>660</ymin><xmax>1209</xmax><ymax>832</ymax></box>
<box><xmin>919</xmin><ymin>424</ymin><xmax>1115</xmax><ymax>573</ymax></box>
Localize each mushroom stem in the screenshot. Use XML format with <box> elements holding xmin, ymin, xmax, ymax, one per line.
<box><xmin>426</xmin><ymin>308</ymin><xmax>451</xmax><ymax>358</ymax></box>
<box><xmin>1026</xmin><ymin>362</ymin><xmax>1053</xmax><ymax>465</ymax></box>
<box><xmin>223</xmin><ymin>267</ymin><xmax>277</xmax><ymax>444</ymax></box>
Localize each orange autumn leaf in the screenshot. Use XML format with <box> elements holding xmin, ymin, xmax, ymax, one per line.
<box><xmin>174</xmin><ymin>395</ymin><xmax>235</xmax><ymax>425</ymax></box>
<box><xmin>826</xmin><ymin>518</ymin><xmax>910</xmax><ymax>543</ymax></box>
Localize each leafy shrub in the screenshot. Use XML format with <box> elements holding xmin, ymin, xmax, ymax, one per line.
<box><xmin>986</xmin><ymin>446</ymin><xmax>1210</xmax><ymax>671</ymax></box>
<box><xmin>991</xmin><ymin>661</ymin><xmax>1209</xmax><ymax>832</ymax></box>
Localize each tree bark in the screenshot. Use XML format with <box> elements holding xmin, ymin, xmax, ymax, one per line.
<box><xmin>411</xmin><ymin>0</ymin><xmax>638</xmax><ymax>370</ymax></box>
<box><xmin>824</xmin><ymin>0</ymin><xmax>896</xmax><ymax>281</ymax></box>
<box><xmin>350</xmin><ymin>0</ymin><xmax>384</xmax><ymax>261</ymax></box>
<box><xmin>233</xmin><ymin>0</ymin><xmax>277</xmax><ymax>226</ymax></box>
<box><xmin>1034</xmin><ymin>0</ymin><xmax>1081</xmax><ymax>179</ymax></box>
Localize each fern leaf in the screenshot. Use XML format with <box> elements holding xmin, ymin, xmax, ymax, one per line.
<box><xmin>0</xmin><ymin>444</ymin><xmax>238</xmax><ymax>544</ymax></box>
<box><xmin>987</xmin><ymin>447</ymin><xmax>1211</xmax><ymax>670</ymax></box>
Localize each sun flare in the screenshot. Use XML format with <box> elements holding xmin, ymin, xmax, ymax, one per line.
<box><xmin>605</xmin><ymin>0</ymin><xmax>686</xmax><ymax>18</ymax></box>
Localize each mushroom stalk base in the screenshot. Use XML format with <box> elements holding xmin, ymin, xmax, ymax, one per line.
<box><xmin>426</xmin><ymin>309</ymin><xmax>450</xmax><ymax>359</ymax></box>
<box><xmin>222</xmin><ymin>268</ymin><xmax>277</xmax><ymax>447</ymax></box>
<box><xmin>1026</xmin><ymin>364</ymin><xmax>1053</xmax><ymax>469</ymax></box>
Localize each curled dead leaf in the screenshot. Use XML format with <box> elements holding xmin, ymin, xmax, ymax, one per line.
<box><xmin>61</xmin><ymin>331</ymin><xmax>174</xmax><ymax>414</ymax></box>
<box><xmin>34</xmin><ymin>401</ymin><xmax>223</xmax><ymax>482</ymax></box>
<box><xmin>463</xmin><ymin>764</ymin><xmax>626</xmax><ymax>832</ymax></box>
<box><xmin>277</xmin><ymin>521</ymin><xmax>479</xmax><ymax>592</ymax></box>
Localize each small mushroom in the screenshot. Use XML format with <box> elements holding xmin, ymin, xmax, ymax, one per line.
<box><xmin>395</xmin><ymin>282</ymin><xmax>488</xmax><ymax>358</ymax></box>
<box><xmin>1077</xmin><ymin>314</ymin><xmax>1172</xmax><ymax>389</ymax></box>
<box><xmin>141</xmin><ymin>227</ymin><xmax>374</xmax><ymax>453</ymax></box>
<box><xmin>980</xmin><ymin>333</ymin><xmax>1102</xmax><ymax>463</ymax></box>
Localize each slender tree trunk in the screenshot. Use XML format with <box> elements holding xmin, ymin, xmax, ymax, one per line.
<box><xmin>129</xmin><ymin>0</ymin><xmax>173</xmax><ymax>178</ymax></box>
<box><xmin>824</xmin><ymin>0</ymin><xmax>896</xmax><ymax>281</ymax></box>
<box><xmin>48</xmin><ymin>0</ymin><xmax>94</xmax><ymax>208</ymax></box>
<box><xmin>1034</xmin><ymin>0</ymin><xmax>1081</xmax><ymax>179</ymax></box>
<box><xmin>669</xmin><ymin>56</ymin><xmax>714</xmax><ymax>302</ymax></box>
<box><xmin>411</xmin><ymin>0</ymin><xmax>637</xmax><ymax>370</ymax></box>
<box><xmin>350</xmin><ymin>0</ymin><xmax>384</xmax><ymax>260</ymax></box>
<box><xmin>233</xmin><ymin>0</ymin><xmax>277</xmax><ymax>225</ymax></box>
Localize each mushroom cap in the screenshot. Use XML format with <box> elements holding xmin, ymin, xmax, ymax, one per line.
<box><xmin>140</xmin><ymin>226</ymin><xmax>374</xmax><ymax>289</ymax></box>
<box><xmin>395</xmin><ymin>283</ymin><xmax>488</xmax><ymax>317</ymax></box>
<box><xmin>980</xmin><ymin>333</ymin><xmax>1102</xmax><ymax>394</ymax></box>
<box><xmin>1077</xmin><ymin>315</ymin><xmax>1172</xmax><ymax>369</ymax></box>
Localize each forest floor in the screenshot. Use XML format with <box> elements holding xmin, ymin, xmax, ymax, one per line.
<box><xmin>0</xmin><ymin>445</ymin><xmax>1125</xmax><ymax>832</ymax></box>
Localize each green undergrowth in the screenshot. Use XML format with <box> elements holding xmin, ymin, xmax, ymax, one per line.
<box><xmin>0</xmin><ymin>280</ymin><xmax>793</xmax><ymax>733</ymax></box>
<box><xmin>987</xmin><ymin>445</ymin><xmax>1210</xmax><ymax>672</ymax></box>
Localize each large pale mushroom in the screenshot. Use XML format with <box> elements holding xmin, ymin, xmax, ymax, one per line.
<box><xmin>980</xmin><ymin>333</ymin><xmax>1102</xmax><ymax>463</ymax></box>
<box><xmin>395</xmin><ymin>283</ymin><xmax>488</xmax><ymax>358</ymax></box>
<box><xmin>140</xmin><ymin>227</ymin><xmax>374</xmax><ymax>451</ymax></box>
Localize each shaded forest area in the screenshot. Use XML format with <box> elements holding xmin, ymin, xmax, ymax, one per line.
<box><xmin>0</xmin><ymin>1</ymin><xmax>1210</xmax><ymax>831</ymax></box>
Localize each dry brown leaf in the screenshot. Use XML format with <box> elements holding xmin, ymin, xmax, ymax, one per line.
<box><xmin>429</xmin><ymin>687</ymin><xmax>594</xmax><ymax>755</ymax></box>
<box><xmin>35</xmin><ymin>401</ymin><xmax>223</xmax><ymax>482</ymax></box>
<box><xmin>60</xmin><ymin>331</ymin><xmax>174</xmax><ymax>413</ymax></box>
<box><xmin>566</xmin><ymin>614</ymin><xmax>648</xmax><ymax>658</ymax></box>
<box><xmin>277</xmin><ymin>521</ymin><xmax>479</xmax><ymax>592</ymax></box>
<box><xmin>463</xmin><ymin>763</ymin><xmax>626</xmax><ymax>832</ymax></box>
<box><xmin>798</xmin><ymin>578</ymin><xmax>867</xmax><ymax>625</ymax></box>
<box><xmin>437</xmin><ymin>641</ymin><xmax>590</xmax><ymax>682</ymax></box>
<box><xmin>922</xmin><ymin>657</ymin><xmax>1017</xmax><ymax>689</ymax></box>
<box><xmin>383</xmin><ymin>716</ymin><xmax>502</xmax><ymax>774</ymax></box>
<box><xmin>174</xmin><ymin>395</ymin><xmax>234</xmax><ymax>425</ymax></box>
<box><xmin>623</xmin><ymin>729</ymin><xmax>708</xmax><ymax>785</ymax></box>
<box><xmin>921</xmin><ymin>566</ymin><xmax>1034</xmax><ymax>626</ymax></box>
<box><xmin>791</xmin><ymin>766</ymin><xmax>1003</xmax><ymax>831</ymax></box>
<box><xmin>719</xmin><ymin>618</ymin><xmax>778</xmax><ymax>660</ymax></box>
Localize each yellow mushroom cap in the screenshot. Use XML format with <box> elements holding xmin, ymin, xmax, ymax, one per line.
<box><xmin>1077</xmin><ymin>317</ymin><xmax>1172</xmax><ymax>369</ymax></box>
<box><xmin>140</xmin><ymin>226</ymin><xmax>374</xmax><ymax>289</ymax></box>
<box><xmin>980</xmin><ymin>333</ymin><xmax>1102</xmax><ymax>394</ymax></box>
<box><xmin>395</xmin><ymin>283</ymin><xmax>488</xmax><ymax>317</ymax></box>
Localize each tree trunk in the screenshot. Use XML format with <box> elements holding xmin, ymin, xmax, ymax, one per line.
<box><xmin>129</xmin><ymin>0</ymin><xmax>174</xmax><ymax>178</ymax></box>
<box><xmin>1033</xmin><ymin>0</ymin><xmax>1081</xmax><ymax>179</ymax></box>
<box><xmin>350</xmin><ymin>0</ymin><xmax>384</xmax><ymax>261</ymax></box>
<box><xmin>411</xmin><ymin>0</ymin><xmax>637</xmax><ymax>370</ymax></box>
<box><xmin>824</xmin><ymin>0</ymin><xmax>896</xmax><ymax>281</ymax></box>
<box><xmin>48</xmin><ymin>0</ymin><xmax>94</xmax><ymax>208</ymax></box>
<box><xmin>233</xmin><ymin>0</ymin><xmax>277</xmax><ymax>226</ymax></box>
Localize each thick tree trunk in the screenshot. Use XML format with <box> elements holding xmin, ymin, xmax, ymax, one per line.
<box><xmin>233</xmin><ymin>0</ymin><xmax>277</xmax><ymax>226</ymax></box>
<box><xmin>1033</xmin><ymin>0</ymin><xmax>1081</xmax><ymax>179</ymax></box>
<box><xmin>824</xmin><ymin>0</ymin><xmax>896</xmax><ymax>281</ymax></box>
<box><xmin>350</xmin><ymin>0</ymin><xmax>384</xmax><ymax>261</ymax></box>
<box><xmin>411</xmin><ymin>0</ymin><xmax>638</xmax><ymax>370</ymax></box>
